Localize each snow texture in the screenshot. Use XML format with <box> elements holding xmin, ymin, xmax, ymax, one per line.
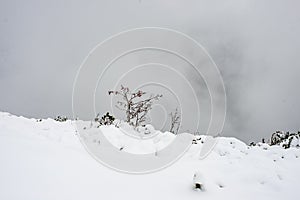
<box><xmin>0</xmin><ymin>112</ymin><xmax>299</xmax><ymax>200</ymax></box>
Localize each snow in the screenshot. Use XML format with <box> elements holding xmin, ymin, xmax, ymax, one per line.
<box><xmin>0</xmin><ymin>111</ymin><xmax>300</xmax><ymax>200</ymax></box>
<box><xmin>99</xmin><ymin>121</ymin><xmax>176</xmax><ymax>154</ymax></box>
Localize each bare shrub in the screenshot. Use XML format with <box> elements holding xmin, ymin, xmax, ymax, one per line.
<box><xmin>109</xmin><ymin>85</ymin><xmax>162</xmax><ymax>127</ymax></box>
<box><xmin>169</xmin><ymin>108</ymin><xmax>181</xmax><ymax>134</ymax></box>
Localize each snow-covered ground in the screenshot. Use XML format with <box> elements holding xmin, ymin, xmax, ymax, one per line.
<box><xmin>0</xmin><ymin>112</ymin><xmax>299</xmax><ymax>200</ymax></box>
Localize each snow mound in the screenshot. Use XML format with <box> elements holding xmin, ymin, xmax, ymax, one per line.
<box><xmin>100</xmin><ymin>121</ymin><xmax>176</xmax><ymax>154</ymax></box>
<box><xmin>0</xmin><ymin>112</ymin><xmax>300</xmax><ymax>200</ymax></box>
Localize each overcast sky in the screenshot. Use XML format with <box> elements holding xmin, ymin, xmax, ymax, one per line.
<box><xmin>1</xmin><ymin>0</ymin><xmax>300</xmax><ymax>142</ymax></box>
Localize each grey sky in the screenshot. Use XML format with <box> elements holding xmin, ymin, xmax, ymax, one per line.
<box><xmin>1</xmin><ymin>0</ymin><xmax>300</xmax><ymax>142</ymax></box>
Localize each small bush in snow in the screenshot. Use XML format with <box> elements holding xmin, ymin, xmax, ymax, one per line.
<box><xmin>270</xmin><ymin>131</ymin><xmax>300</xmax><ymax>149</ymax></box>
<box><xmin>95</xmin><ymin>112</ymin><xmax>115</xmax><ymax>126</ymax></box>
<box><xmin>108</xmin><ymin>85</ymin><xmax>162</xmax><ymax>127</ymax></box>
<box><xmin>54</xmin><ymin>116</ymin><xmax>68</xmax><ymax>122</ymax></box>
<box><xmin>249</xmin><ymin>142</ymin><xmax>256</xmax><ymax>146</ymax></box>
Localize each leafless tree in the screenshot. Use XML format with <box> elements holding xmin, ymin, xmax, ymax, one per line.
<box><xmin>169</xmin><ymin>108</ymin><xmax>181</xmax><ymax>134</ymax></box>
<box><xmin>109</xmin><ymin>85</ymin><xmax>162</xmax><ymax>127</ymax></box>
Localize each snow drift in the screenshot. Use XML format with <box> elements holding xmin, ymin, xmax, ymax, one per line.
<box><xmin>0</xmin><ymin>112</ymin><xmax>299</xmax><ymax>200</ymax></box>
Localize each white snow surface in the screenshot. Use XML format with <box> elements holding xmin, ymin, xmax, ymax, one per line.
<box><xmin>0</xmin><ymin>112</ymin><xmax>300</xmax><ymax>200</ymax></box>
<box><xmin>99</xmin><ymin>121</ymin><xmax>176</xmax><ymax>154</ymax></box>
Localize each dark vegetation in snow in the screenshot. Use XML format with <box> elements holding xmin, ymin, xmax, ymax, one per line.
<box><xmin>54</xmin><ymin>115</ymin><xmax>68</xmax><ymax>122</ymax></box>
<box><xmin>270</xmin><ymin>131</ymin><xmax>300</xmax><ymax>149</ymax></box>
<box><xmin>249</xmin><ymin>131</ymin><xmax>300</xmax><ymax>149</ymax></box>
<box><xmin>95</xmin><ymin>112</ymin><xmax>115</xmax><ymax>126</ymax></box>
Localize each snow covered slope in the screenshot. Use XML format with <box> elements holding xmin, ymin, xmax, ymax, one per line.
<box><xmin>0</xmin><ymin>112</ymin><xmax>299</xmax><ymax>200</ymax></box>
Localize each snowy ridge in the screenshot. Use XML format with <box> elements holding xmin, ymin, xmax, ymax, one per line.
<box><xmin>0</xmin><ymin>112</ymin><xmax>299</xmax><ymax>200</ymax></box>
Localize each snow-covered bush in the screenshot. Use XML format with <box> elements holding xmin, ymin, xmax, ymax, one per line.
<box><xmin>54</xmin><ymin>116</ymin><xmax>68</xmax><ymax>122</ymax></box>
<box><xmin>95</xmin><ymin>112</ymin><xmax>115</xmax><ymax>126</ymax></box>
<box><xmin>192</xmin><ymin>136</ymin><xmax>203</xmax><ymax>144</ymax></box>
<box><xmin>108</xmin><ymin>85</ymin><xmax>162</xmax><ymax>127</ymax></box>
<box><xmin>136</xmin><ymin>124</ymin><xmax>156</xmax><ymax>135</ymax></box>
<box><xmin>270</xmin><ymin>131</ymin><xmax>300</xmax><ymax>148</ymax></box>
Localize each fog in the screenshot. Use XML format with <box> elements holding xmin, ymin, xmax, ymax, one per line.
<box><xmin>1</xmin><ymin>0</ymin><xmax>300</xmax><ymax>142</ymax></box>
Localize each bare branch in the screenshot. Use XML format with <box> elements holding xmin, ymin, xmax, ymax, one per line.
<box><xmin>169</xmin><ymin>108</ymin><xmax>181</xmax><ymax>134</ymax></box>
<box><xmin>109</xmin><ymin>86</ymin><xmax>162</xmax><ymax>126</ymax></box>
